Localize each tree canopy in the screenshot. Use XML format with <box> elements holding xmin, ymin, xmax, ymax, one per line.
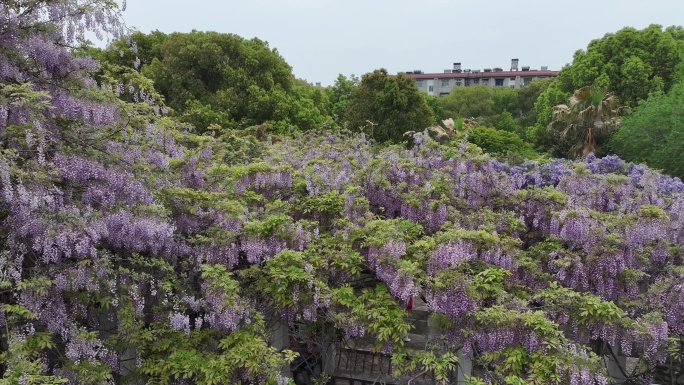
<box><xmin>344</xmin><ymin>69</ymin><xmax>434</xmax><ymax>143</ymax></box>
<box><xmin>609</xmin><ymin>82</ymin><xmax>684</xmax><ymax>179</ymax></box>
<box><xmin>324</xmin><ymin>74</ymin><xmax>359</xmax><ymax>119</ymax></box>
<box><xmin>526</xmin><ymin>80</ymin><xmax>572</xmax><ymax>156</ymax></box>
<box><xmin>557</xmin><ymin>24</ymin><xmax>684</xmax><ymax>106</ymax></box>
<box><xmin>441</xmin><ymin>85</ymin><xmax>495</xmax><ymax>119</ymax></box>
<box><xmin>516</xmin><ymin>78</ymin><xmax>554</xmax><ymax>129</ymax></box>
<box><xmin>97</xmin><ymin>30</ymin><xmax>328</xmax><ymax>132</ymax></box>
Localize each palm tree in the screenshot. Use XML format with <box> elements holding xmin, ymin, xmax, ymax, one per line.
<box><xmin>549</xmin><ymin>86</ymin><xmax>628</xmax><ymax>158</ymax></box>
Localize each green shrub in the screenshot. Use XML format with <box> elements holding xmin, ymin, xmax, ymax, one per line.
<box><xmin>467</xmin><ymin>127</ymin><xmax>539</xmax><ymax>160</ymax></box>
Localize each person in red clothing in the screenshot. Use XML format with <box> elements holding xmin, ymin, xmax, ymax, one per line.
<box><xmin>403</xmin><ymin>296</ymin><xmax>413</xmax><ymax>342</ymax></box>
<box><xmin>290</xmin><ymin>334</ymin><xmax>319</xmax><ymax>383</ymax></box>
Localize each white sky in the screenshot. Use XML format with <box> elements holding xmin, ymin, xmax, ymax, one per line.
<box><xmin>119</xmin><ymin>0</ymin><xmax>684</xmax><ymax>86</ymax></box>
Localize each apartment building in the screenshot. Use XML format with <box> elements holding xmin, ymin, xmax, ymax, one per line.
<box><xmin>404</xmin><ymin>59</ymin><xmax>558</xmax><ymax>96</ymax></box>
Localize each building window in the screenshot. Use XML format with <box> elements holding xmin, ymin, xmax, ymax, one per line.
<box><xmin>482</xmin><ymin>79</ymin><xmax>488</xmax><ymax>85</ymax></box>
<box><xmin>464</xmin><ymin>79</ymin><xmax>470</xmax><ymax>86</ymax></box>
<box><xmin>455</xmin><ymin>80</ymin><xmax>462</xmax><ymax>87</ymax></box>
<box><xmin>510</xmin><ymin>77</ymin><xmax>516</xmax><ymax>81</ymax></box>
<box><xmin>441</xmin><ymin>79</ymin><xmax>450</xmax><ymax>87</ymax></box>
<box><xmin>428</xmin><ymin>85</ymin><xmax>434</xmax><ymax>92</ymax></box>
<box><xmin>495</xmin><ymin>78</ymin><xmax>504</xmax><ymax>87</ymax></box>
<box><xmin>523</xmin><ymin>77</ymin><xmax>532</xmax><ymax>86</ymax></box>
<box><xmin>416</xmin><ymin>81</ymin><xmax>423</xmax><ymax>88</ymax></box>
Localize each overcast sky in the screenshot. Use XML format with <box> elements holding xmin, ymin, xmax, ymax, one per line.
<box><xmin>119</xmin><ymin>0</ymin><xmax>684</xmax><ymax>86</ymax></box>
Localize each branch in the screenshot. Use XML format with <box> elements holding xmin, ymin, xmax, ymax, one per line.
<box><xmin>605</xmin><ymin>343</ymin><xmax>630</xmax><ymax>379</ymax></box>
<box><xmin>406</xmin><ymin>370</ymin><xmax>429</xmax><ymax>384</ymax></box>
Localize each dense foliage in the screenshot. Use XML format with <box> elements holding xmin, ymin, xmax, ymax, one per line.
<box><xmin>459</xmin><ymin>25</ymin><xmax>684</xmax><ymax>168</ymax></box>
<box><xmin>526</xmin><ymin>80</ymin><xmax>570</xmax><ymax>150</ymax></box>
<box><xmin>466</xmin><ymin>127</ymin><xmax>538</xmax><ymax>160</ymax></box>
<box><xmin>557</xmin><ymin>24</ymin><xmax>684</xmax><ymax>106</ymax></box>
<box><xmin>344</xmin><ymin>69</ymin><xmax>434</xmax><ymax>143</ymax></box>
<box><xmin>2</xmin><ymin>2</ymin><xmax>684</xmax><ymax>385</ymax></box>
<box><xmin>441</xmin><ymin>86</ymin><xmax>497</xmax><ymax>120</ymax></box>
<box><xmin>439</xmin><ymin>82</ymin><xmax>554</xmax><ymax>147</ymax></box>
<box><xmin>609</xmin><ymin>82</ymin><xmax>684</xmax><ymax>179</ymax></box>
<box><xmin>516</xmin><ymin>79</ymin><xmax>554</xmax><ymax>129</ymax></box>
<box><xmin>323</xmin><ymin>74</ymin><xmax>359</xmax><ymax>120</ymax></box>
<box><xmin>95</xmin><ymin>31</ymin><xmax>328</xmax><ymax>132</ymax></box>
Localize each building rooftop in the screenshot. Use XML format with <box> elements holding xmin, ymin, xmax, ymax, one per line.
<box><xmin>404</xmin><ymin>69</ymin><xmax>558</xmax><ymax>79</ymax></box>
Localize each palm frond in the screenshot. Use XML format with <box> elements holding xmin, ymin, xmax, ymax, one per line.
<box><xmin>548</xmin><ymin>86</ymin><xmax>628</xmax><ymax>158</ymax></box>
